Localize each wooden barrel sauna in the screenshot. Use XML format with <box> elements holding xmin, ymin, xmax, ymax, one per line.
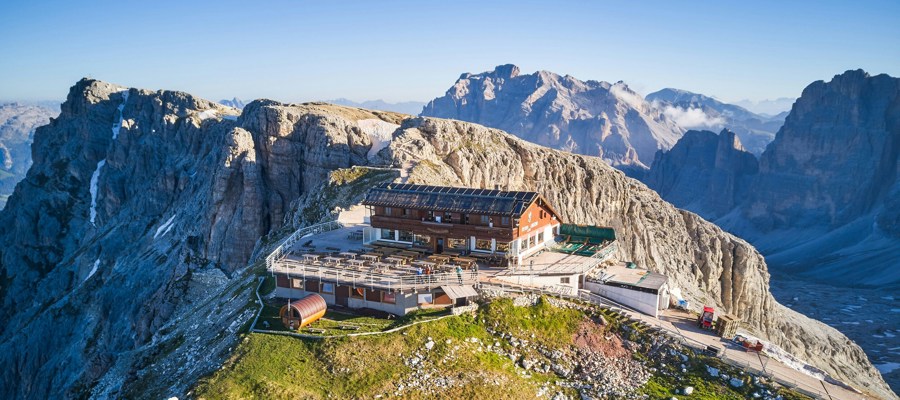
<box><xmin>279</xmin><ymin>293</ymin><xmax>327</xmax><ymax>330</ymax></box>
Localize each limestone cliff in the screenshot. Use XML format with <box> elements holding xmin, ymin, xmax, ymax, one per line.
<box><xmin>644</xmin><ymin>129</ymin><xmax>759</xmax><ymax>219</ymax></box>
<box><xmin>0</xmin><ymin>80</ymin><xmax>402</xmax><ymax>399</ymax></box>
<box><xmin>421</xmin><ymin>64</ymin><xmax>684</xmax><ymax>169</ymax></box>
<box><xmin>0</xmin><ymin>79</ymin><xmax>892</xmax><ymax>399</ymax></box>
<box><xmin>373</xmin><ymin>117</ymin><xmax>892</xmax><ymax>399</ymax></box>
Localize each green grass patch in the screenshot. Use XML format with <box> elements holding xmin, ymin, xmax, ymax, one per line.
<box><xmin>479</xmin><ymin>297</ymin><xmax>582</xmax><ymax>348</ymax></box>
<box><xmin>195</xmin><ymin>300</ymin><xmax>587</xmax><ymax>400</ymax></box>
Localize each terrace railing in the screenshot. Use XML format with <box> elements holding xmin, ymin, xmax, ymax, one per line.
<box><xmin>270</xmin><ymin>259</ymin><xmax>478</xmax><ymax>291</ymax></box>
<box><xmin>590</xmin><ymin>241</ymin><xmax>618</xmax><ymax>261</ymax></box>
<box><xmin>265</xmin><ymin>219</ymin><xmax>344</xmax><ymax>270</ymax></box>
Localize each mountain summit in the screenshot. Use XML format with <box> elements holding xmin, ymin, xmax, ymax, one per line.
<box><xmin>421</xmin><ymin>64</ymin><xmax>684</xmax><ymax>170</ymax></box>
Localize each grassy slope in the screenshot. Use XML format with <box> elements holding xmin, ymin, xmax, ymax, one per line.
<box><xmin>194</xmin><ymin>297</ymin><xmax>810</xmax><ymax>400</ymax></box>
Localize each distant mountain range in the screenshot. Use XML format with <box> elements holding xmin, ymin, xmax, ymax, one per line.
<box><xmin>645</xmin><ymin>69</ymin><xmax>900</xmax><ymax>288</ymax></box>
<box><xmin>645</xmin><ymin>88</ymin><xmax>785</xmax><ymax>155</ymax></box>
<box><xmin>327</xmin><ymin>98</ymin><xmax>426</xmax><ymax>115</ymax></box>
<box><xmin>733</xmin><ymin>97</ymin><xmax>796</xmax><ymax>116</ymax></box>
<box><xmin>218</xmin><ymin>97</ymin><xmax>246</xmax><ymax>109</ymax></box>
<box><xmin>0</xmin><ymin>102</ymin><xmax>58</xmax><ymax>209</ymax></box>
<box><xmin>421</xmin><ymin>64</ymin><xmax>684</xmax><ymax>171</ymax></box>
<box><xmin>420</xmin><ymin>64</ymin><xmax>788</xmax><ymax>174</ymax></box>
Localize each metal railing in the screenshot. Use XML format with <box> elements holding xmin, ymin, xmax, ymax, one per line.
<box><xmin>265</xmin><ymin>219</ymin><xmax>344</xmax><ymax>270</ymax></box>
<box><xmin>590</xmin><ymin>241</ymin><xmax>618</xmax><ymax>261</ymax></box>
<box><xmin>270</xmin><ymin>260</ymin><xmax>478</xmax><ymax>291</ymax></box>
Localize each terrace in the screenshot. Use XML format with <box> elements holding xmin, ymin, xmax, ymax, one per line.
<box><xmin>267</xmin><ymin>206</ymin><xmax>614</xmax><ymax>294</ymax></box>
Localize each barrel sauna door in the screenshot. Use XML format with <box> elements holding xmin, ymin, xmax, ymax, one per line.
<box><xmin>336</xmin><ymin>285</ymin><xmax>350</xmax><ymax>306</ymax></box>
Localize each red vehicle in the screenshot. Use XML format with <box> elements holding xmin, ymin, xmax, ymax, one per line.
<box><xmin>698</xmin><ymin>306</ymin><xmax>715</xmax><ymax>330</ymax></box>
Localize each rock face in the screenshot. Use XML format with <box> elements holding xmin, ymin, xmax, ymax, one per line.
<box><xmin>0</xmin><ymin>79</ymin><xmax>403</xmax><ymax>399</ymax></box>
<box><xmin>0</xmin><ymin>78</ymin><xmax>892</xmax><ymax>399</ymax></box>
<box><xmin>421</xmin><ymin>64</ymin><xmax>684</xmax><ymax>169</ymax></box>
<box><xmin>647</xmin><ymin>70</ymin><xmax>900</xmax><ymax>287</ymax></box>
<box><xmin>644</xmin><ymin>129</ymin><xmax>759</xmax><ymax>219</ymax></box>
<box><xmin>646</xmin><ymin>88</ymin><xmax>784</xmax><ymax>155</ymax></box>
<box><xmin>0</xmin><ymin>102</ymin><xmax>58</xmax><ymax>208</ymax></box>
<box><xmin>373</xmin><ymin>117</ymin><xmax>892</xmax><ymax>399</ymax></box>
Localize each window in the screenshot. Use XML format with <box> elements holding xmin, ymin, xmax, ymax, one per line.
<box><xmin>382</xmin><ymin>291</ymin><xmax>396</xmax><ymax>304</ymax></box>
<box><xmin>495</xmin><ymin>241</ymin><xmax>510</xmax><ymax>253</ymax></box>
<box><xmin>480</xmin><ymin>215</ymin><xmax>490</xmax><ymax>224</ymax></box>
<box><xmin>414</xmin><ymin>234</ymin><xmax>432</xmax><ymax>247</ymax></box>
<box><xmin>537</xmin><ymin>232</ymin><xmax>544</xmax><ymax>244</ymax></box>
<box><xmin>398</xmin><ymin>230</ymin><xmax>414</xmax><ymax>243</ymax></box>
<box><xmin>321</xmin><ymin>282</ymin><xmax>334</xmax><ymax>294</ymax></box>
<box><xmin>351</xmin><ymin>287</ymin><xmax>364</xmax><ymax>299</ymax></box>
<box><xmin>385</xmin><ymin>207</ymin><xmax>393</xmax><ymax>216</ymax></box>
<box><xmin>529</xmin><ymin>235</ymin><xmax>536</xmax><ymax>248</ymax></box>
<box><xmin>560</xmin><ymin>277</ymin><xmax>570</xmax><ymax>284</ymax></box>
<box><xmin>381</xmin><ymin>229</ymin><xmax>395</xmax><ymax>240</ymax></box>
<box><xmin>444</xmin><ymin>212</ymin><xmax>453</xmax><ymax>223</ymax></box>
<box><xmin>291</xmin><ymin>278</ymin><xmax>303</xmax><ymax>289</ymax></box>
<box><xmin>448</xmin><ymin>238</ymin><xmax>467</xmax><ymax>250</ymax></box>
<box><xmin>403</xmin><ymin>208</ymin><xmax>410</xmax><ymax>216</ymax></box>
<box><xmin>520</xmin><ymin>239</ymin><xmax>527</xmax><ymax>251</ymax></box>
<box><xmin>501</xmin><ymin>216</ymin><xmax>510</xmax><ymax>226</ymax></box>
<box><xmin>475</xmin><ymin>239</ymin><xmax>492</xmax><ymax>251</ymax></box>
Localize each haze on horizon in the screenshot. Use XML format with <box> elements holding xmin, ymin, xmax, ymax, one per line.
<box><xmin>1</xmin><ymin>0</ymin><xmax>898</xmax><ymax>107</ymax></box>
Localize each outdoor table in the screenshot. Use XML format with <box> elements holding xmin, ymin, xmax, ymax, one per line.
<box><xmin>427</xmin><ymin>255</ymin><xmax>452</xmax><ymax>264</ymax></box>
<box><xmin>360</xmin><ymin>254</ymin><xmax>380</xmax><ymax>262</ymax></box>
<box><xmin>372</xmin><ymin>262</ymin><xmax>393</xmax><ymax>272</ymax></box>
<box><xmin>385</xmin><ymin>256</ymin><xmax>406</xmax><ymax>266</ymax></box>
<box><xmin>339</xmin><ymin>251</ymin><xmax>358</xmax><ymax>259</ymax></box>
<box><xmin>412</xmin><ymin>260</ymin><xmax>435</xmax><ymax>268</ymax></box>
<box><xmin>347</xmin><ymin>259</ymin><xmax>367</xmax><ymax>267</ymax></box>
<box><xmin>323</xmin><ymin>256</ymin><xmax>343</xmax><ymax>265</ymax></box>
<box><xmin>301</xmin><ymin>254</ymin><xmax>321</xmax><ymax>262</ymax></box>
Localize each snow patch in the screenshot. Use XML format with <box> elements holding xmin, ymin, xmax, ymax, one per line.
<box><xmin>89</xmin><ymin>160</ymin><xmax>106</xmax><ymax>225</ymax></box>
<box><xmin>154</xmin><ymin>215</ymin><xmax>177</xmax><ymax>239</ymax></box>
<box><xmin>86</xmin><ymin>259</ymin><xmax>100</xmax><ymax>281</ymax></box>
<box><xmin>111</xmin><ymin>90</ymin><xmax>129</xmax><ymax>140</ymax></box>
<box><xmin>222</xmin><ymin>114</ymin><xmax>238</xmax><ymax>121</ymax></box>
<box><xmin>357</xmin><ymin>119</ymin><xmax>399</xmax><ymax>159</ymax></box>
<box><xmin>197</xmin><ymin>109</ymin><xmax>218</xmax><ymax>120</ymax></box>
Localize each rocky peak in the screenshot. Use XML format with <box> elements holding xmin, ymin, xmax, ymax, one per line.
<box><xmin>421</xmin><ymin>65</ymin><xmax>683</xmax><ymax>169</ymax></box>
<box><xmin>643</xmin><ymin>129</ymin><xmax>759</xmax><ymax>218</ymax></box>
<box><xmin>748</xmin><ymin>69</ymin><xmax>900</xmax><ymax>232</ymax></box>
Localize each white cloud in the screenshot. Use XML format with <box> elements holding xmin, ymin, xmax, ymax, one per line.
<box><xmin>609</xmin><ymin>84</ymin><xmax>646</xmax><ymax>110</ymax></box>
<box><xmin>653</xmin><ymin>101</ymin><xmax>725</xmax><ymax>130</ymax></box>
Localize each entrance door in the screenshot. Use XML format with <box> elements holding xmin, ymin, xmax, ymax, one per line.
<box><xmin>336</xmin><ymin>285</ymin><xmax>350</xmax><ymax>307</ymax></box>
<box><xmin>436</xmin><ymin>238</ymin><xmax>444</xmax><ymax>253</ymax></box>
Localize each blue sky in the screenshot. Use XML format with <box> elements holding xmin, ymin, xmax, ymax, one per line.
<box><xmin>1</xmin><ymin>0</ymin><xmax>898</xmax><ymax>104</ymax></box>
